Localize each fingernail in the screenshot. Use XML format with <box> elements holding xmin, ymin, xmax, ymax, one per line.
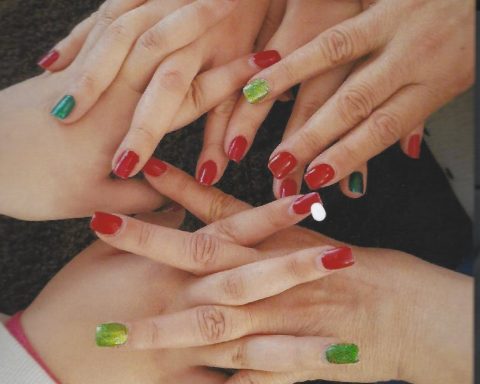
<box><xmin>319</xmin><ymin>247</ymin><xmax>354</xmax><ymax>270</ymax></box>
<box><xmin>348</xmin><ymin>172</ymin><xmax>364</xmax><ymax>194</ymax></box>
<box><xmin>304</xmin><ymin>164</ymin><xmax>335</xmax><ymax>189</ymax></box>
<box><xmin>90</xmin><ymin>212</ymin><xmax>123</xmax><ymax>235</ymax></box>
<box><xmin>292</xmin><ymin>192</ymin><xmax>321</xmax><ymax>215</ymax></box>
<box><xmin>113</xmin><ymin>150</ymin><xmax>139</xmax><ymax>179</ymax></box>
<box><xmin>143</xmin><ymin>157</ymin><xmax>167</xmax><ymax>177</ymax></box>
<box><xmin>280</xmin><ymin>179</ymin><xmax>297</xmax><ymax>198</ymax></box>
<box><xmin>243</xmin><ymin>79</ymin><xmax>270</xmax><ymax>104</ymax></box>
<box><xmin>96</xmin><ymin>323</ymin><xmax>128</xmax><ymax>347</ymax></box>
<box><xmin>228</xmin><ymin>136</ymin><xmax>248</xmax><ymax>163</ymax></box>
<box><xmin>325</xmin><ymin>343</ymin><xmax>359</xmax><ymax>364</ymax></box>
<box><xmin>198</xmin><ymin>160</ymin><xmax>217</xmax><ymax>186</ymax></box>
<box><xmin>251</xmin><ymin>50</ymin><xmax>281</xmax><ymax>69</ymax></box>
<box><xmin>38</xmin><ymin>49</ymin><xmax>59</xmax><ymax>69</ymax></box>
<box><xmin>268</xmin><ymin>152</ymin><xmax>297</xmax><ymax>179</ymax></box>
<box><xmin>407</xmin><ymin>134</ymin><xmax>421</xmax><ymax>159</ymax></box>
<box><xmin>51</xmin><ymin>95</ymin><xmax>76</xmax><ymax>120</ymax></box>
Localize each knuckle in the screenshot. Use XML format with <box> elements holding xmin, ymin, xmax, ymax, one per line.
<box><xmin>369</xmin><ymin>111</ymin><xmax>403</xmax><ymax>147</ymax></box>
<box><xmin>231</xmin><ymin>340</ymin><xmax>250</xmax><ymax>367</ymax></box>
<box><xmin>137</xmin><ymin>222</ymin><xmax>154</xmax><ymax>249</ymax></box>
<box><xmin>286</xmin><ymin>256</ymin><xmax>308</xmax><ymax>280</ymax></box>
<box><xmin>277</xmin><ymin>59</ymin><xmax>298</xmax><ymax>84</ymax></box>
<box><xmin>107</xmin><ymin>20</ymin><xmax>131</xmax><ymax>43</ymax></box>
<box><xmin>232</xmin><ymin>372</ymin><xmax>258</xmax><ymax>384</ymax></box>
<box><xmin>221</xmin><ymin>272</ymin><xmax>246</xmax><ymax>302</ymax></box>
<box><xmin>337</xmin><ymin>85</ymin><xmax>375</xmax><ymax>126</ymax></box>
<box><xmin>214</xmin><ymin>219</ymin><xmax>239</xmax><ymax>242</ymax></box>
<box><xmin>296</xmin><ymin>126</ymin><xmax>326</xmax><ymax>156</ymax></box>
<box><xmin>145</xmin><ymin>319</ymin><xmax>161</xmax><ymax>347</ymax></box>
<box><xmin>188</xmin><ymin>233</ymin><xmax>219</xmax><ymax>269</ymax></box>
<box><xmin>77</xmin><ymin>72</ymin><xmax>98</xmax><ymax>93</ymax></box>
<box><xmin>158</xmin><ymin>69</ymin><xmax>187</xmax><ymax>93</ymax></box>
<box><xmin>186</xmin><ymin>79</ymin><xmax>205</xmax><ymax>113</ymax></box>
<box><xmin>207</xmin><ymin>192</ymin><xmax>237</xmax><ymax>223</ymax></box>
<box><xmin>99</xmin><ymin>2</ymin><xmax>118</xmax><ymax>26</ymax></box>
<box><xmin>336</xmin><ymin>140</ymin><xmax>362</xmax><ymax>167</ymax></box>
<box><xmin>196</xmin><ymin>306</ymin><xmax>227</xmax><ymax>343</ymax></box>
<box><xmin>139</xmin><ymin>28</ymin><xmax>166</xmax><ymax>52</ymax></box>
<box><xmin>131</xmin><ymin>125</ymin><xmax>157</xmax><ymax>143</ymax></box>
<box><xmin>321</xmin><ymin>27</ymin><xmax>355</xmax><ymax>65</ymax></box>
<box><xmin>296</xmin><ymin>100</ymin><xmax>321</xmax><ymax>120</ymax></box>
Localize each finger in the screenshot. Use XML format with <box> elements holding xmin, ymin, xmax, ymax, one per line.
<box><xmin>339</xmin><ymin>164</ymin><xmax>368</xmax><ymax>198</ymax></box>
<box><xmin>254</xmin><ymin>0</ymin><xmax>286</xmax><ymax>51</ymax></box>
<box><xmin>184</xmin><ymin>246</ymin><xmax>354</xmax><ymax>306</ymax></box>
<box><xmin>134</xmin><ymin>203</ymin><xmax>186</xmax><ymax>229</ymax></box>
<box><xmin>226</xmin><ymin>371</ymin><xmax>301</xmax><ymax>384</ymax></box>
<box><xmin>400</xmin><ymin>123</ymin><xmax>424</xmax><ymax>159</ymax></box>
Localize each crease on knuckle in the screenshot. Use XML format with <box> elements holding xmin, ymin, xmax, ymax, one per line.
<box><xmin>131</xmin><ymin>125</ymin><xmax>157</xmax><ymax>143</ymax></box>
<box><xmin>145</xmin><ymin>319</ymin><xmax>161</xmax><ymax>348</ymax></box>
<box><xmin>77</xmin><ymin>72</ymin><xmax>98</xmax><ymax>94</ymax></box>
<box><xmin>99</xmin><ymin>3</ymin><xmax>118</xmax><ymax>27</ymax></box>
<box><xmin>286</xmin><ymin>256</ymin><xmax>307</xmax><ymax>280</ymax></box>
<box><xmin>196</xmin><ymin>306</ymin><xmax>227</xmax><ymax>343</ymax></box>
<box><xmin>222</xmin><ymin>272</ymin><xmax>246</xmax><ymax>303</ymax></box>
<box><xmin>231</xmin><ymin>340</ymin><xmax>249</xmax><ymax>367</ymax></box>
<box><xmin>369</xmin><ymin>111</ymin><xmax>402</xmax><ymax>147</ymax></box>
<box><xmin>207</xmin><ymin>192</ymin><xmax>237</xmax><ymax>223</ymax></box>
<box><xmin>186</xmin><ymin>79</ymin><xmax>205</xmax><ymax>113</ymax></box>
<box><xmin>139</xmin><ymin>28</ymin><xmax>166</xmax><ymax>52</ymax></box>
<box><xmin>337</xmin><ymin>140</ymin><xmax>362</xmax><ymax>167</ymax></box>
<box><xmin>321</xmin><ymin>28</ymin><xmax>355</xmax><ymax>65</ymax></box>
<box><xmin>337</xmin><ymin>85</ymin><xmax>375</xmax><ymax>126</ymax></box>
<box><xmin>296</xmin><ymin>127</ymin><xmax>326</xmax><ymax>157</ymax></box>
<box><xmin>158</xmin><ymin>69</ymin><xmax>187</xmax><ymax>93</ymax></box>
<box><xmin>297</xmin><ymin>100</ymin><xmax>321</xmax><ymax>121</ymax></box>
<box><xmin>213</xmin><ymin>218</ymin><xmax>240</xmax><ymax>243</ymax></box>
<box><xmin>107</xmin><ymin>20</ymin><xmax>131</xmax><ymax>43</ymax></box>
<box><xmin>137</xmin><ymin>222</ymin><xmax>154</xmax><ymax>249</ymax></box>
<box><xmin>277</xmin><ymin>59</ymin><xmax>298</xmax><ymax>85</ymax></box>
<box><xmin>188</xmin><ymin>233</ymin><xmax>219</xmax><ymax>269</ymax></box>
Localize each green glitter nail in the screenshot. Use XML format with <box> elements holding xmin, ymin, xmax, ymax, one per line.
<box><xmin>349</xmin><ymin>172</ymin><xmax>364</xmax><ymax>194</ymax></box>
<box><xmin>51</xmin><ymin>95</ymin><xmax>75</xmax><ymax>120</ymax></box>
<box><xmin>243</xmin><ymin>79</ymin><xmax>270</xmax><ymax>104</ymax></box>
<box><xmin>325</xmin><ymin>343</ymin><xmax>359</xmax><ymax>364</ymax></box>
<box><xmin>96</xmin><ymin>323</ymin><xmax>128</xmax><ymax>347</ymax></box>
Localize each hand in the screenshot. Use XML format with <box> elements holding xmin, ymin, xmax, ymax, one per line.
<box><xmin>94</xmin><ymin>159</ymin><xmax>472</xmax><ymax>384</ymax></box>
<box><xmin>238</xmin><ymin>0</ymin><xmax>474</xmax><ymax>193</ymax></box>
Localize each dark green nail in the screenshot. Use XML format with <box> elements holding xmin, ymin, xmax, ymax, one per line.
<box><xmin>243</xmin><ymin>79</ymin><xmax>270</xmax><ymax>104</ymax></box>
<box><xmin>51</xmin><ymin>95</ymin><xmax>75</xmax><ymax>120</ymax></box>
<box><xmin>349</xmin><ymin>172</ymin><xmax>364</xmax><ymax>194</ymax></box>
<box><xmin>325</xmin><ymin>343</ymin><xmax>359</xmax><ymax>364</ymax></box>
<box><xmin>96</xmin><ymin>323</ymin><xmax>128</xmax><ymax>347</ymax></box>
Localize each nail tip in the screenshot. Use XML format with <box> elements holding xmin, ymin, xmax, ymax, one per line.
<box><xmin>96</xmin><ymin>323</ymin><xmax>128</xmax><ymax>347</ymax></box>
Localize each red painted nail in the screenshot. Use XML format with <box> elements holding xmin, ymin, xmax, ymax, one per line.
<box><xmin>198</xmin><ymin>160</ymin><xmax>217</xmax><ymax>186</ymax></box>
<box><xmin>321</xmin><ymin>247</ymin><xmax>354</xmax><ymax>270</ymax></box>
<box><xmin>407</xmin><ymin>134</ymin><xmax>421</xmax><ymax>159</ymax></box>
<box><xmin>143</xmin><ymin>157</ymin><xmax>167</xmax><ymax>177</ymax></box>
<box><xmin>280</xmin><ymin>179</ymin><xmax>297</xmax><ymax>198</ymax></box>
<box><xmin>292</xmin><ymin>192</ymin><xmax>322</xmax><ymax>215</ymax></box>
<box><xmin>228</xmin><ymin>136</ymin><xmax>248</xmax><ymax>163</ymax></box>
<box><xmin>251</xmin><ymin>50</ymin><xmax>282</xmax><ymax>69</ymax></box>
<box><xmin>304</xmin><ymin>164</ymin><xmax>335</xmax><ymax>189</ymax></box>
<box><xmin>268</xmin><ymin>152</ymin><xmax>297</xmax><ymax>179</ymax></box>
<box><xmin>90</xmin><ymin>212</ymin><xmax>123</xmax><ymax>235</ymax></box>
<box><xmin>38</xmin><ymin>50</ymin><xmax>59</xmax><ymax>69</ymax></box>
<box><xmin>113</xmin><ymin>150</ymin><xmax>139</xmax><ymax>179</ymax></box>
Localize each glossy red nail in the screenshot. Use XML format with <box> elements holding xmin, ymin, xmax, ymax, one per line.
<box><xmin>321</xmin><ymin>247</ymin><xmax>354</xmax><ymax>270</ymax></box>
<box><xmin>268</xmin><ymin>152</ymin><xmax>297</xmax><ymax>179</ymax></box>
<box><xmin>280</xmin><ymin>179</ymin><xmax>297</xmax><ymax>198</ymax></box>
<box><xmin>113</xmin><ymin>150</ymin><xmax>139</xmax><ymax>179</ymax></box>
<box><xmin>38</xmin><ymin>50</ymin><xmax>59</xmax><ymax>69</ymax></box>
<box><xmin>198</xmin><ymin>160</ymin><xmax>217</xmax><ymax>186</ymax></box>
<box><xmin>228</xmin><ymin>136</ymin><xmax>248</xmax><ymax>163</ymax></box>
<box><xmin>90</xmin><ymin>212</ymin><xmax>123</xmax><ymax>235</ymax></box>
<box><xmin>304</xmin><ymin>164</ymin><xmax>335</xmax><ymax>189</ymax></box>
<box><xmin>407</xmin><ymin>134</ymin><xmax>421</xmax><ymax>159</ymax></box>
<box><xmin>143</xmin><ymin>157</ymin><xmax>167</xmax><ymax>177</ymax></box>
<box><xmin>292</xmin><ymin>192</ymin><xmax>322</xmax><ymax>215</ymax></box>
<box><xmin>251</xmin><ymin>50</ymin><xmax>281</xmax><ymax>69</ymax></box>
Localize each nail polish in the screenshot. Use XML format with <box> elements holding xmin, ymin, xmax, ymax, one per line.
<box><xmin>96</xmin><ymin>323</ymin><xmax>128</xmax><ymax>347</ymax></box>
<box><xmin>143</xmin><ymin>157</ymin><xmax>167</xmax><ymax>177</ymax></box>
<box><xmin>304</xmin><ymin>164</ymin><xmax>335</xmax><ymax>189</ymax></box>
<box><xmin>38</xmin><ymin>49</ymin><xmax>59</xmax><ymax>69</ymax></box>
<box><xmin>198</xmin><ymin>160</ymin><xmax>217</xmax><ymax>186</ymax></box>
<box><xmin>280</xmin><ymin>179</ymin><xmax>297</xmax><ymax>198</ymax></box>
<box><xmin>90</xmin><ymin>212</ymin><xmax>123</xmax><ymax>235</ymax></box>
<box><xmin>348</xmin><ymin>172</ymin><xmax>364</xmax><ymax>194</ymax></box>
<box><xmin>251</xmin><ymin>50</ymin><xmax>281</xmax><ymax>69</ymax></box>
<box><xmin>407</xmin><ymin>134</ymin><xmax>421</xmax><ymax>159</ymax></box>
<box><xmin>311</xmin><ymin>202</ymin><xmax>327</xmax><ymax>222</ymax></box>
<box><xmin>228</xmin><ymin>136</ymin><xmax>248</xmax><ymax>163</ymax></box>
<box><xmin>113</xmin><ymin>150</ymin><xmax>139</xmax><ymax>179</ymax></box>
<box><xmin>268</xmin><ymin>152</ymin><xmax>297</xmax><ymax>179</ymax></box>
<box><xmin>292</xmin><ymin>192</ymin><xmax>322</xmax><ymax>215</ymax></box>
<box><xmin>243</xmin><ymin>79</ymin><xmax>270</xmax><ymax>104</ymax></box>
<box><xmin>320</xmin><ymin>247</ymin><xmax>354</xmax><ymax>270</ymax></box>
<box><xmin>51</xmin><ymin>95</ymin><xmax>76</xmax><ymax>120</ymax></box>
<box><xmin>325</xmin><ymin>344</ymin><xmax>359</xmax><ymax>364</ymax></box>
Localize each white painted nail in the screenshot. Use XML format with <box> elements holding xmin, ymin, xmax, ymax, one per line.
<box><xmin>311</xmin><ymin>202</ymin><xmax>326</xmax><ymax>222</ymax></box>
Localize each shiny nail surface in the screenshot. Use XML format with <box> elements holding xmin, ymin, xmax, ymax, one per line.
<box><xmin>268</xmin><ymin>152</ymin><xmax>297</xmax><ymax>179</ymax></box>
<box><xmin>90</xmin><ymin>212</ymin><xmax>123</xmax><ymax>235</ymax></box>
<box><xmin>51</xmin><ymin>95</ymin><xmax>75</xmax><ymax>120</ymax></box>
<box><xmin>325</xmin><ymin>344</ymin><xmax>359</xmax><ymax>364</ymax></box>
<box><xmin>280</xmin><ymin>179</ymin><xmax>297</xmax><ymax>198</ymax></box>
<box><xmin>228</xmin><ymin>136</ymin><xmax>248</xmax><ymax>163</ymax></box>
<box><xmin>114</xmin><ymin>150</ymin><xmax>139</xmax><ymax>179</ymax></box>
<box><xmin>348</xmin><ymin>172</ymin><xmax>364</xmax><ymax>194</ymax></box>
<box><xmin>96</xmin><ymin>323</ymin><xmax>128</xmax><ymax>347</ymax></box>
<box><xmin>198</xmin><ymin>160</ymin><xmax>217</xmax><ymax>186</ymax></box>
<box><xmin>251</xmin><ymin>50</ymin><xmax>281</xmax><ymax>69</ymax></box>
<box><xmin>292</xmin><ymin>192</ymin><xmax>321</xmax><ymax>215</ymax></box>
<box><xmin>143</xmin><ymin>157</ymin><xmax>167</xmax><ymax>177</ymax></box>
<box><xmin>243</xmin><ymin>79</ymin><xmax>269</xmax><ymax>104</ymax></box>
<box><xmin>407</xmin><ymin>134</ymin><xmax>421</xmax><ymax>159</ymax></box>
<box><xmin>304</xmin><ymin>164</ymin><xmax>335</xmax><ymax>189</ymax></box>
<box><xmin>321</xmin><ymin>247</ymin><xmax>354</xmax><ymax>270</ymax></box>
<box><xmin>38</xmin><ymin>50</ymin><xmax>59</xmax><ymax>69</ymax></box>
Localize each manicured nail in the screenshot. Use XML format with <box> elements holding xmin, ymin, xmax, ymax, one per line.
<box><xmin>407</xmin><ymin>134</ymin><xmax>421</xmax><ymax>159</ymax></box>
<box><xmin>198</xmin><ymin>160</ymin><xmax>217</xmax><ymax>186</ymax></box>
<box><xmin>251</xmin><ymin>50</ymin><xmax>281</xmax><ymax>69</ymax></box>
<box><xmin>113</xmin><ymin>150</ymin><xmax>139</xmax><ymax>179</ymax></box>
<box><xmin>243</xmin><ymin>79</ymin><xmax>270</xmax><ymax>104</ymax></box>
<box><xmin>292</xmin><ymin>192</ymin><xmax>322</xmax><ymax>215</ymax></box>
<box><xmin>348</xmin><ymin>172</ymin><xmax>364</xmax><ymax>194</ymax></box>
<box><xmin>38</xmin><ymin>49</ymin><xmax>59</xmax><ymax>69</ymax></box>
<box><xmin>268</xmin><ymin>152</ymin><xmax>297</xmax><ymax>179</ymax></box>
<box><xmin>90</xmin><ymin>212</ymin><xmax>123</xmax><ymax>235</ymax></box>
<box><xmin>310</xmin><ymin>202</ymin><xmax>327</xmax><ymax>222</ymax></box>
<box><xmin>51</xmin><ymin>95</ymin><xmax>75</xmax><ymax>120</ymax></box>
<box><xmin>96</xmin><ymin>323</ymin><xmax>128</xmax><ymax>347</ymax></box>
<box><xmin>228</xmin><ymin>136</ymin><xmax>248</xmax><ymax>163</ymax></box>
<box><xmin>320</xmin><ymin>247</ymin><xmax>354</xmax><ymax>270</ymax></box>
<box><xmin>280</xmin><ymin>179</ymin><xmax>297</xmax><ymax>198</ymax></box>
<box><xmin>143</xmin><ymin>157</ymin><xmax>167</xmax><ymax>177</ymax></box>
<box><xmin>325</xmin><ymin>343</ymin><xmax>359</xmax><ymax>364</ymax></box>
<box><xmin>304</xmin><ymin>164</ymin><xmax>335</xmax><ymax>189</ymax></box>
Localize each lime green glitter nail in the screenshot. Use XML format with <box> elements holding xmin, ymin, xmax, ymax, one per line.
<box><xmin>51</xmin><ymin>95</ymin><xmax>76</xmax><ymax>120</ymax></box>
<box><xmin>243</xmin><ymin>79</ymin><xmax>270</xmax><ymax>104</ymax></box>
<box><xmin>325</xmin><ymin>343</ymin><xmax>359</xmax><ymax>364</ymax></box>
<box><xmin>96</xmin><ymin>323</ymin><xmax>128</xmax><ymax>347</ymax></box>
